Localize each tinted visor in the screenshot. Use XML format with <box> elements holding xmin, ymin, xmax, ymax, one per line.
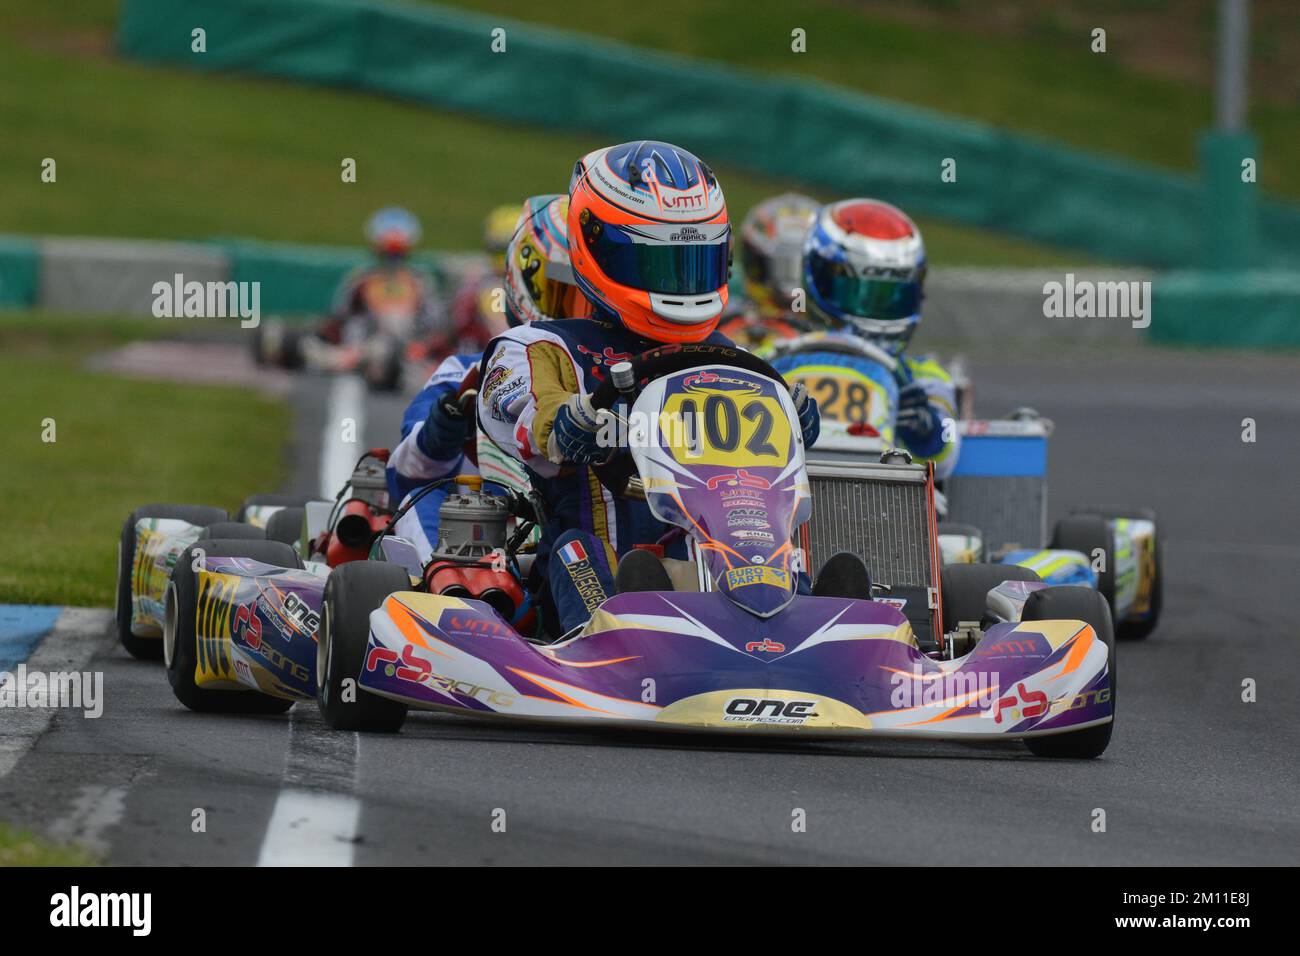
<box><xmin>582</xmin><ymin>216</ymin><xmax>730</xmax><ymax>296</ymax></box>
<box><xmin>809</xmin><ymin>257</ymin><xmax>921</xmax><ymax>320</ymax></box>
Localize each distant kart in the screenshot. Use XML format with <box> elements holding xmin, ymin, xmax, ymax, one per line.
<box><xmin>315</xmin><ymin>346</ymin><xmax>1115</xmax><ymax>757</ymax></box>
<box><xmin>252</xmin><ymin>269</ymin><xmax>445</xmax><ymax>391</ymax></box>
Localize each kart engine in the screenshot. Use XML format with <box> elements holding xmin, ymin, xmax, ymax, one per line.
<box><xmin>423</xmin><ymin>479</ymin><xmax>526</xmax><ymax>625</ymax></box>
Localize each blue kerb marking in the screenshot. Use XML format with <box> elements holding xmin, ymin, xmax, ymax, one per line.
<box><xmin>951</xmin><ymin>436</ymin><xmax>1047</xmax><ymax>477</ymax></box>
<box><xmin>0</xmin><ymin>605</ymin><xmax>62</xmax><ymax>671</ymax></box>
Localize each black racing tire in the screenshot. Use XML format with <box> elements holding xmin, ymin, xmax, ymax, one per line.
<box><xmin>1050</xmin><ymin>514</ymin><xmax>1116</xmax><ymax>610</ymax></box>
<box><xmin>1068</xmin><ymin>506</ymin><xmax>1162</xmax><ymax>640</ymax></box>
<box><xmin>117</xmin><ymin>503</ymin><xmax>229</xmax><ymax>660</ymax></box>
<box><xmin>164</xmin><ymin>538</ymin><xmax>301</xmax><ymax>714</ymax></box>
<box><xmin>1021</xmin><ymin>586</ymin><xmax>1116</xmax><ymax>759</ymax></box>
<box><xmin>316</xmin><ymin>561</ymin><xmax>412</xmax><ymax>733</ymax></box>
<box><xmin>199</xmin><ymin>522</ymin><xmax>265</xmax><ymax>541</ymax></box>
<box><xmin>265</xmin><ymin>506</ymin><xmax>306</xmax><ymax>550</ymax></box>
<box><xmin>939</xmin><ymin>562</ymin><xmax>1041</xmax><ymax>635</ymax></box>
<box><xmin>365</xmin><ymin>339</ymin><xmax>403</xmax><ymax>393</ymax></box>
<box><xmin>235</xmin><ymin>493</ymin><xmax>312</xmax><ymax>524</ymax></box>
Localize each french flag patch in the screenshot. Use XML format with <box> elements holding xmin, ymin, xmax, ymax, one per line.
<box><xmin>558</xmin><ymin>540</ymin><xmax>588</xmax><ymax>565</ymax></box>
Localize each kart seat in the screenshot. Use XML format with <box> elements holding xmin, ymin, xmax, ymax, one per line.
<box><xmin>615</xmin><ymin>548</ymin><xmax>675</xmax><ymax>594</ymax></box>
<box><xmin>812</xmin><ymin>551</ymin><xmax>874</xmax><ymax>601</ymax></box>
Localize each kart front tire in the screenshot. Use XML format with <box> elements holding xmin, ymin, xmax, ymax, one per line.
<box><xmin>1050</xmin><ymin>514</ymin><xmax>1115</xmax><ymax>610</ymax></box>
<box><xmin>265</xmin><ymin>506</ymin><xmax>306</xmax><ymax>551</ymax></box>
<box><xmin>1021</xmin><ymin>586</ymin><xmax>1115</xmax><ymax>759</ymax></box>
<box><xmin>317</xmin><ymin>561</ymin><xmax>411</xmax><ymax>733</ymax></box>
<box><xmin>165</xmin><ymin>538</ymin><xmax>301</xmax><ymax>714</ymax></box>
<box><xmin>117</xmin><ymin>503</ymin><xmax>229</xmax><ymax>660</ymax></box>
<box><xmin>199</xmin><ymin>521</ymin><xmax>265</xmax><ymax>541</ymax></box>
<box><xmin>939</xmin><ymin>562</ymin><xmax>1041</xmax><ymax>636</ymax></box>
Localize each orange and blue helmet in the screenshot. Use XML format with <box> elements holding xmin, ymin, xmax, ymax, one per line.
<box><xmin>804</xmin><ymin>199</ymin><xmax>926</xmax><ymax>356</ymax></box>
<box><xmin>503</xmin><ymin>194</ymin><xmax>593</xmax><ymax>327</ymax></box>
<box><xmin>568</xmin><ymin>141</ymin><xmax>731</xmax><ymax>343</ymax></box>
<box><xmin>365</xmin><ymin>206</ymin><xmax>421</xmax><ymax>259</ymax></box>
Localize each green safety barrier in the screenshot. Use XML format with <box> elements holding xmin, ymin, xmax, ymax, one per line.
<box><xmin>116</xmin><ymin>0</ymin><xmax>1300</xmax><ymax>272</ymax></box>
<box><xmin>1151</xmin><ymin>271</ymin><xmax>1300</xmax><ymax>348</ymax></box>
<box><xmin>0</xmin><ymin>235</ymin><xmax>40</xmax><ymax>308</ymax></box>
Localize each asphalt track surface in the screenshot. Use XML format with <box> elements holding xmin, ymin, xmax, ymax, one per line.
<box><xmin>4</xmin><ymin>347</ymin><xmax>1299</xmax><ymax>865</ymax></box>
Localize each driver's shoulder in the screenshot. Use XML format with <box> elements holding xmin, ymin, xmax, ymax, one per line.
<box><xmin>900</xmin><ymin>352</ymin><xmax>953</xmax><ymax>384</ymax></box>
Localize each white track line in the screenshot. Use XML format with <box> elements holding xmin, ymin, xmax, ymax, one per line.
<box><xmin>256</xmin><ymin>709</ymin><xmax>362</xmax><ymax>867</ymax></box>
<box><xmin>257</xmin><ymin>789</ymin><xmax>360</xmax><ymax>867</ymax></box>
<box><xmin>319</xmin><ymin>374</ymin><xmax>366</xmax><ymax>498</ymax></box>
<box><xmin>0</xmin><ymin>608</ymin><xmax>112</xmax><ymax>779</ymax></box>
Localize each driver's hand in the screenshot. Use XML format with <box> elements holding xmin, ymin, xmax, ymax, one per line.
<box><xmin>548</xmin><ymin>394</ymin><xmax>610</xmax><ymax>465</ymax></box>
<box><xmin>896</xmin><ymin>382</ymin><xmax>938</xmax><ymax>439</ymax></box>
<box><xmin>790</xmin><ymin>382</ymin><xmax>821</xmax><ymax>449</ymax></box>
<box><xmin>417</xmin><ymin>393</ymin><xmax>472</xmax><ymax>460</ymax></box>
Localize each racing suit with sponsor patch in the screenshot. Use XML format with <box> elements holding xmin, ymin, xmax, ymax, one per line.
<box><xmin>476</xmin><ymin>315</ymin><xmax>737</xmax><ymax>632</ymax></box>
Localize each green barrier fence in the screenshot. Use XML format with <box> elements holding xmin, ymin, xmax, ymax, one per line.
<box><xmin>1151</xmin><ymin>271</ymin><xmax>1300</xmax><ymax>348</ymax></box>
<box><xmin>116</xmin><ymin>0</ymin><xmax>1300</xmax><ymax>272</ymax></box>
<box><xmin>0</xmin><ymin>236</ymin><xmax>40</xmax><ymax>308</ymax></box>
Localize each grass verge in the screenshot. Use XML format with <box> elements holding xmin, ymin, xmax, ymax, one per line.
<box><xmin>0</xmin><ymin>1</ymin><xmax>1093</xmax><ymax>266</ymax></box>
<box><xmin>0</xmin><ymin>824</ymin><xmax>98</xmax><ymax>866</ymax></box>
<box><xmin>0</xmin><ymin>311</ymin><xmax>289</xmax><ymax>606</ymax></box>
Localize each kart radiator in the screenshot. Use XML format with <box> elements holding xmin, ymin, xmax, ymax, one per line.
<box><xmin>945</xmin><ymin>419</ymin><xmax>1051</xmax><ymax>553</ymax></box>
<box><xmin>801</xmin><ymin>460</ymin><xmax>935</xmax><ymax>589</ymax></box>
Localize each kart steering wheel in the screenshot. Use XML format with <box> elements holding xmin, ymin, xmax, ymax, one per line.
<box><xmin>588</xmin><ymin>344</ymin><xmax>789</xmax><ymax>498</ymax></box>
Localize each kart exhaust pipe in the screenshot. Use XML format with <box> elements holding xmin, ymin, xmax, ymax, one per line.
<box><xmin>335</xmin><ymin>499</ymin><xmax>377</xmax><ymax>549</ymax></box>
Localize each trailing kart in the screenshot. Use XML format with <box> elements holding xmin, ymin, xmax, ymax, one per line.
<box><xmin>765</xmin><ymin>332</ymin><xmax>1162</xmax><ymax>640</ymax></box>
<box><xmin>120</xmin><ymin>450</ymin><xmax>535</xmax><ymax>713</ymax></box>
<box><xmin>317</xmin><ymin>347</ymin><xmax>1115</xmax><ymax>757</ymax></box>
<box><xmin>116</xmin><ymin>494</ymin><xmax>313</xmax><ymax>661</ymax></box>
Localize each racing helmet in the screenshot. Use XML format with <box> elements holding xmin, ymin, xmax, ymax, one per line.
<box><xmin>568</xmin><ymin>141</ymin><xmax>731</xmax><ymax>343</ymax></box>
<box><xmin>740</xmin><ymin>193</ymin><xmax>820</xmax><ymax>319</ymax></box>
<box><xmin>483</xmin><ymin>204</ymin><xmax>521</xmax><ymax>270</ymax></box>
<box><xmin>803</xmin><ymin>199</ymin><xmax>926</xmax><ymax>356</ymax></box>
<box><xmin>503</xmin><ymin>194</ymin><xmax>593</xmax><ymax>326</ymax></box>
<box><xmin>365</xmin><ymin>207</ymin><xmax>421</xmax><ymax>259</ymax></box>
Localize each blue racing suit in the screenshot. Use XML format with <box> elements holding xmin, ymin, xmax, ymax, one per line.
<box><xmin>770</xmin><ymin>337</ymin><xmax>960</xmax><ymax>480</ymax></box>
<box><xmin>385</xmin><ymin>353</ymin><xmax>478</xmax><ymax>560</ymax></box>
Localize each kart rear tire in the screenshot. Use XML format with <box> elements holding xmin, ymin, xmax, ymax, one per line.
<box><xmin>265</xmin><ymin>506</ymin><xmax>306</xmax><ymax>550</ymax></box>
<box><xmin>1067</xmin><ymin>506</ymin><xmax>1162</xmax><ymax>641</ymax></box>
<box><xmin>1050</xmin><ymin>514</ymin><xmax>1116</xmax><ymax>612</ymax></box>
<box><xmin>1021</xmin><ymin>586</ymin><xmax>1115</xmax><ymax>759</ymax></box>
<box><xmin>199</xmin><ymin>521</ymin><xmax>265</xmax><ymax>541</ymax></box>
<box><xmin>235</xmin><ymin>493</ymin><xmax>312</xmax><ymax>524</ymax></box>
<box><xmin>317</xmin><ymin>561</ymin><xmax>411</xmax><ymax>733</ymax></box>
<box><xmin>364</xmin><ymin>336</ymin><xmax>404</xmax><ymax>393</ymax></box>
<box><xmin>165</xmin><ymin>538</ymin><xmax>301</xmax><ymax>714</ymax></box>
<box><xmin>939</xmin><ymin>562</ymin><xmax>1041</xmax><ymax>635</ymax></box>
<box><xmin>117</xmin><ymin>504</ymin><xmax>229</xmax><ymax>660</ymax></box>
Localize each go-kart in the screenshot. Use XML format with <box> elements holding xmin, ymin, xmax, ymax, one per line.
<box><xmin>765</xmin><ymin>332</ymin><xmax>1162</xmax><ymax>640</ymax></box>
<box><xmin>253</xmin><ymin>267</ymin><xmax>445</xmax><ymax>391</ymax></box>
<box><xmin>315</xmin><ymin>346</ymin><xmax>1115</xmax><ymax>757</ymax></box>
